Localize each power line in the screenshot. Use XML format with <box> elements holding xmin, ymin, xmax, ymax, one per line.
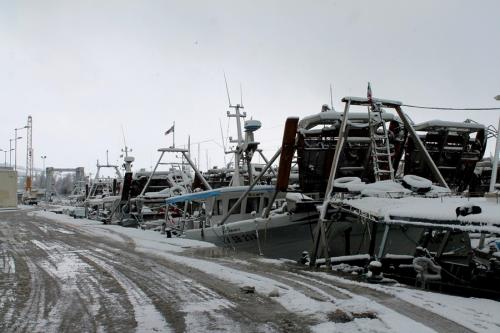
<box><xmin>403</xmin><ymin>104</ymin><xmax>500</xmax><ymax>111</ymax></box>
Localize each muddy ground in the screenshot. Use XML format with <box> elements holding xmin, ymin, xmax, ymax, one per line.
<box><xmin>0</xmin><ymin>209</ymin><xmax>473</xmax><ymax>333</ymax></box>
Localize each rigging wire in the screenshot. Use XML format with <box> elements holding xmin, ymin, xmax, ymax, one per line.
<box><xmin>402</xmin><ymin>104</ymin><xmax>500</xmax><ymax>111</ymax></box>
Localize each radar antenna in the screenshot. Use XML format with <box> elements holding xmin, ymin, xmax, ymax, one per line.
<box><xmin>224</xmin><ymin>72</ymin><xmax>232</xmax><ymax>107</ymax></box>
<box><xmin>240</xmin><ymin>83</ymin><xmax>244</xmax><ymax>108</ymax></box>
<box><xmin>330</xmin><ymin>84</ymin><xmax>334</xmax><ymax>110</ymax></box>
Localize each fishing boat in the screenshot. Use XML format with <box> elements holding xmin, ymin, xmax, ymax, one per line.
<box><xmin>304</xmin><ymin>88</ymin><xmax>500</xmax><ymax>295</ymax></box>
<box><xmin>168</xmin><ymin>100</ymin><xmax>318</xmax><ymax>257</ymax></box>
<box><xmin>173</xmin><ymin>85</ymin><xmax>499</xmax><ymax>286</ymax></box>
<box><xmin>84</xmin><ymin>156</ymin><xmax>123</xmax><ymax>221</ymax></box>
<box><xmin>169</xmin><ymin>184</ymin><xmax>319</xmax><ymax>258</ymax></box>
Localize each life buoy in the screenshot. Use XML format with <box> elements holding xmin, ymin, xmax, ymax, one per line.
<box><xmin>333</xmin><ymin>177</ymin><xmax>362</xmax><ymax>189</ymax></box>
<box><xmin>402</xmin><ymin>175</ymin><xmax>432</xmax><ymax>193</ymax></box>
<box><xmin>170</xmin><ymin>185</ymin><xmax>185</xmax><ymax>196</ymax></box>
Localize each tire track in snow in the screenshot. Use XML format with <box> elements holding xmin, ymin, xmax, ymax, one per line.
<box><xmin>9</xmin><ymin>258</ymin><xmax>51</xmax><ymax>332</ymax></box>
<box><xmin>87</xmin><ymin>245</ymin><xmax>242</xmax><ymax>332</ymax></box>
<box><xmin>148</xmin><ymin>264</ymin><xmax>241</xmax><ymax>332</ymax></box>
<box><xmin>189</xmin><ymin>255</ymin><xmax>436</xmax><ymax>333</ymax></box>
<box><xmin>0</xmin><ymin>245</ymin><xmax>17</xmax><ymax>326</ymax></box>
<box><xmin>86</xmin><ymin>243</ymin><xmax>300</xmax><ymax>332</ymax></box>
<box><xmin>83</xmin><ymin>253</ymin><xmax>173</xmax><ymax>333</ymax></box>
<box><xmin>284</xmin><ymin>267</ymin><xmax>474</xmax><ymax>333</ymax></box>
<box><xmin>213</xmin><ymin>256</ymin><xmax>473</xmax><ymax>333</ymax></box>
<box><xmin>1</xmin><ymin>220</ymin><xmax>135</xmax><ymax>333</ymax></box>
<box><xmin>27</xmin><ymin>239</ymin><xmax>97</xmax><ymax>332</ymax></box>
<box><xmin>219</xmin><ymin>258</ymin><xmax>350</xmax><ymax>302</ymax></box>
<box><xmin>30</xmin><ymin>239</ymin><xmax>139</xmax><ymax>332</ymax></box>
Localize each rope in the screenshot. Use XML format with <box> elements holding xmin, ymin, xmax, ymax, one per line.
<box><xmin>421</xmin><ymin>248</ymin><xmax>469</xmax><ymax>284</ymax></box>
<box><xmin>402</xmin><ymin>104</ymin><xmax>500</xmax><ymax>111</ymax></box>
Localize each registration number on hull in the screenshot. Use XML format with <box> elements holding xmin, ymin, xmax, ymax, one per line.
<box><xmin>223</xmin><ymin>232</ymin><xmax>258</xmax><ymax>244</ymax></box>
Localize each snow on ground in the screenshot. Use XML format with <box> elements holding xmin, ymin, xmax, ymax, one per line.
<box><xmin>0</xmin><ymin>245</ymin><xmax>17</xmax><ymax>323</ymax></box>
<box><xmin>33</xmin><ymin>209</ymin><xmax>500</xmax><ymax>333</ymax></box>
<box><xmin>392</xmin><ymin>287</ymin><xmax>500</xmax><ymax>333</ymax></box>
<box><xmin>255</xmin><ymin>258</ymin><xmax>295</xmax><ymax>265</ymax></box>
<box><xmin>150</xmin><ymin>251</ymin><xmax>438</xmax><ymax>333</ymax></box>
<box><xmin>306</xmin><ymin>271</ymin><xmax>500</xmax><ymax>333</ymax></box>
<box><xmin>84</xmin><ymin>253</ymin><xmax>173</xmax><ymax>332</ymax></box>
<box><xmin>27</xmin><ymin>239</ymin><xmax>106</xmax><ymax>331</ymax></box>
<box><xmin>31</xmin><ymin>210</ymin><xmax>215</xmax><ymax>252</ymax></box>
<box><xmin>0</xmin><ymin>205</ymin><xmax>34</xmax><ymax>212</ymax></box>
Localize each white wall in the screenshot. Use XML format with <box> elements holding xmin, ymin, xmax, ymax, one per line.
<box><xmin>0</xmin><ymin>169</ymin><xmax>18</xmax><ymax>208</ymax></box>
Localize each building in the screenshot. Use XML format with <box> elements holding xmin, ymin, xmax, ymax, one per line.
<box><xmin>0</xmin><ymin>167</ymin><xmax>18</xmax><ymax>209</ymax></box>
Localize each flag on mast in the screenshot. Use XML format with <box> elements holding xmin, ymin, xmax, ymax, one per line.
<box><xmin>165</xmin><ymin>123</ymin><xmax>175</xmax><ymax>135</ymax></box>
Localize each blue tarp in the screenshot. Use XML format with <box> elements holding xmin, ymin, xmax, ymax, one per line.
<box><xmin>165</xmin><ymin>185</ymin><xmax>275</xmax><ymax>205</ymax></box>
<box><xmin>165</xmin><ymin>189</ymin><xmax>221</xmax><ymax>204</ymax></box>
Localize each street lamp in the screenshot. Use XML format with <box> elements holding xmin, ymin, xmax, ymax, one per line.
<box><xmin>41</xmin><ymin>155</ymin><xmax>47</xmax><ymax>195</ymax></box>
<box><xmin>13</xmin><ymin>136</ymin><xmax>23</xmax><ymax>171</ymax></box>
<box><xmin>14</xmin><ymin>125</ymin><xmax>28</xmax><ymax>171</ymax></box>
<box><xmin>41</xmin><ymin>155</ymin><xmax>47</xmax><ymax>169</ymax></box>
<box><xmin>9</xmin><ymin>137</ymin><xmax>21</xmax><ymax>168</ymax></box>
<box><xmin>0</xmin><ymin>149</ymin><xmax>8</xmax><ymax>166</ymax></box>
<box><xmin>491</xmin><ymin>95</ymin><xmax>500</xmax><ymax>192</ymax></box>
<box><xmin>41</xmin><ymin>155</ymin><xmax>47</xmax><ymax>178</ymax></box>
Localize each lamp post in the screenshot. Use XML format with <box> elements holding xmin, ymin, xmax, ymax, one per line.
<box><xmin>10</xmin><ymin>138</ymin><xmax>21</xmax><ymax>168</ymax></box>
<box><xmin>0</xmin><ymin>149</ymin><xmax>7</xmax><ymax>166</ymax></box>
<box><xmin>13</xmin><ymin>136</ymin><xmax>23</xmax><ymax>171</ymax></box>
<box><xmin>41</xmin><ymin>155</ymin><xmax>47</xmax><ymax>172</ymax></box>
<box><xmin>490</xmin><ymin>95</ymin><xmax>500</xmax><ymax>192</ymax></box>
<box><xmin>41</xmin><ymin>155</ymin><xmax>47</xmax><ymax>181</ymax></box>
<box><xmin>9</xmin><ymin>139</ymin><xmax>14</xmax><ymax>167</ymax></box>
<box><xmin>14</xmin><ymin>126</ymin><xmax>28</xmax><ymax>171</ymax></box>
<box><xmin>41</xmin><ymin>155</ymin><xmax>47</xmax><ymax>198</ymax></box>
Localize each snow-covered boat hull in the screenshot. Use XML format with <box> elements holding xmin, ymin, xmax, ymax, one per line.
<box><xmin>183</xmin><ymin>211</ymin><xmax>318</xmax><ymax>260</ymax></box>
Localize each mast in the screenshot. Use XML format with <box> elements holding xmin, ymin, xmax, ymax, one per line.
<box><xmin>490</xmin><ymin>117</ymin><xmax>500</xmax><ymax>192</ymax></box>
<box><xmin>227</xmin><ymin>103</ymin><xmax>246</xmax><ymax>186</ymax></box>
<box><xmin>25</xmin><ymin>116</ymin><xmax>33</xmax><ymax>193</ymax></box>
<box><xmin>225</xmin><ymin>74</ymin><xmax>246</xmax><ymax>186</ymax></box>
<box><xmin>224</xmin><ymin>76</ymin><xmax>264</xmax><ymax>186</ymax></box>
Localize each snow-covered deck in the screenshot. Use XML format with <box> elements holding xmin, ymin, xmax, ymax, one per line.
<box><xmin>337</xmin><ymin>196</ymin><xmax>500</xmax><ymax>232</ymax></box>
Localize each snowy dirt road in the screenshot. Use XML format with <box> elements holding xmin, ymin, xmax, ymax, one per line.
<box><xmin>0</xmin><ymin>209</ymin><xmax>495</xmax><ymax>333</ymax></box>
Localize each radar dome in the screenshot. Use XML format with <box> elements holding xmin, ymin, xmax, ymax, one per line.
<box><xmin>244</xmin><ymin>120</ymin><xmax>261</xmax><ymax>132</ymax></box>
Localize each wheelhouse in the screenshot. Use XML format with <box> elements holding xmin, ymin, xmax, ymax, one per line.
<box><xmin>165</xmin><ymin>185</ymin><xmax>279</xmax><ymax>226</ymax></box>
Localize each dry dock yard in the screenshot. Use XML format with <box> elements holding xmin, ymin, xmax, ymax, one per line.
<box><xmin>0</xmin><ymin>207</ymin><xmax>498</xmax><ymax>333</ymax></box>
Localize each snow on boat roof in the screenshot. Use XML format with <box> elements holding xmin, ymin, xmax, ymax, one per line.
<box><xmin>340</xmin><ymin>196</ymin><xmax>500</xmax><ymax>227</ymax></box>
<box><xmin>298</xmin><ymin>111</ymin><xmax>399</xmax><ymax>130</ymax></box>
<box><xmin>341</xmin><ymin>96</ymin><xmax>403</xmax><ymax>107</ymax></box>
<box><xmin>165</xmin><ymin>185</ymin><xmax>275</xmax><ymax>204</ymax></box>
<box><xmin>414</xmin><ymin>120</ymin><xmax>485</xmax><ymax>131</ymax></box>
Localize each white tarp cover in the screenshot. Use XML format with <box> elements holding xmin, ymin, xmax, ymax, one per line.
<box><xmin>342</xmin><ymin>196</ymin><xmax>500</xmax><ymax>227</ymax></box>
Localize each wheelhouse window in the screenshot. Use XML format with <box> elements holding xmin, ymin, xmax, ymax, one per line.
<box><xmin>262</xmin><ymin>197</ymin><xmax>269</xmax><ymax>209</ymax></box>
<box><xmin>228</xmin><ymin>198</ymin><xmax>241</xmax><ymax>215</ymax></box>
<box><xmin>245</xmin><ymin>197</ymin><xmax>260</xmax><ymax>213</ymax></box>
<box><xmin>216</xmin><ymin>200</ymin><xmax>223</xmax><ymax>216</ymax></box>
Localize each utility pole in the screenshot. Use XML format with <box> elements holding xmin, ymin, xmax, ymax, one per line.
<box><xmin>41</xmin><ymin>155</ymin><xmax>47</xmax><ymax>199</ymax></box>
<box><xmin>12</xmin><ymin>136</ymin><xmax>22</xmax><ymax>170</ymax></box>
<box><xmin>491</xmin><ymin>95</ymin><xmax>500</xmax><ymax>192</ymax></box>
<box><xmin>25</xmin><ymin>116</ymin><xmax>33</xmax><ymax>194</ymax></box>
<box><xmin>41</xmin><ymin>155</ymin><xmax>47</xmax><ymax>179</ymax></box>
<box><xmin>9</xmin><ymin>139</ymin><xmax>13</xmax><ymax>167</ymax></box>
<box><xmin>14</xmin><ymin>125</ymin><xmax>28</xmax><ymax>171</ymax></box>
<box><xmin>9</xmin><ymin>139</ymin><xmax>12</xmax><ymax>167</ymax></box>
<box><xmin>0</xmin><ymin>149</ymin><xmax>7</xmax><ymax>166</ymax></box>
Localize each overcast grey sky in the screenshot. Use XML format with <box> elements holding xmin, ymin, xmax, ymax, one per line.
<box><xmin>1</xmin><ymin>0</ymin><xmax>500</xmax><ymax>175</ymax></box>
